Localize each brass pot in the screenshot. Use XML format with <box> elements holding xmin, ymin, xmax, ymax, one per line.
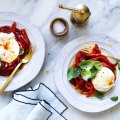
<box><xmin>70</xmin><ymin>4</ymin><xmax>91</xmax><ymax>26</ymax></box>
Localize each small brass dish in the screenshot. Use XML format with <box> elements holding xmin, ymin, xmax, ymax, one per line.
<box><xmin>50</xmin><ymin>17</ymin><xmax>68</xmax><ymax>37</ymax></box>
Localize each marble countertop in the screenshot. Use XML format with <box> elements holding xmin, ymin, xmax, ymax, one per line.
<box><xmin>0</xmin><ymin>0</ymin><xmax>120</xmax><ymax>120</ymax></box>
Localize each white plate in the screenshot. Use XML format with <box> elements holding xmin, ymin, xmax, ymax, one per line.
<box><xmin>55</xmin><ymin>34</ymin><xmax>120</xmax><ymax>112</ymax></box>
<box><xmin>0</xmin><ymin>12</ymin><xmax>45</xmax><ymax>91</ymax></box>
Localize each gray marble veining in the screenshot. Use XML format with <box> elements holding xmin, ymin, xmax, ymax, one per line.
<box><xmin>0</xmin><ymin>0</ymin><xmax>120</xmax><ymax>120</ymax></box>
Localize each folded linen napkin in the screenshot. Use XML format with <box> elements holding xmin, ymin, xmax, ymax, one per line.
<box><xmin>0</xmin><ymin>83</ymin><xmax>67</xmax><ymax>120</ymax></box>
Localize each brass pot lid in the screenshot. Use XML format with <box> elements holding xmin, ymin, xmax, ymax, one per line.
<box><xmin>72</xmin><ymin>4</ymin><xmax>91</xmax><ymax>22</ymax></box>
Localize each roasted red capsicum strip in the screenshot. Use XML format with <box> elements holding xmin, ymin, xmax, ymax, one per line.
<box><xmin>75</xmin><ymin>77</ymin><xmax>84</xmax><ymax>90</ymax></box>
<box><xmin>92</xmin><ymin>44</ymin><xmax>101</xmax><ymax>54</ymax></box>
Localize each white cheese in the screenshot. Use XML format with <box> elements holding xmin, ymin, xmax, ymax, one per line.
<box><xmin>0</xmin><ymin>32</ymin><xmax>20</xmax><ymax>63</ymax></box>
<box><xmin>92</xmin><ymin>67</ymin><xmax>115</xmax><ymax>92</ymax></box>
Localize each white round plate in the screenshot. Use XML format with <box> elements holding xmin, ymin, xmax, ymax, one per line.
<box><xmin>55</xmin><ymin>34</ymin><xmax>120</xmax><ymax>112</ymax></box>
<box><xmin>0</xmin><ymin>12</ymin><xmax>45</xmax><ymax>91</ymax></box>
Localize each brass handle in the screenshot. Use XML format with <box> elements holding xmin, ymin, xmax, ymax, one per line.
<box><xmin>59</xmin><ymin>4</ymin><xmax>80</xmax><ymax>12</ymax></box>
<box><xmin>0</xmin><ymin>62</ymin><xmax>22</xmax><ymax>94</ymax></box>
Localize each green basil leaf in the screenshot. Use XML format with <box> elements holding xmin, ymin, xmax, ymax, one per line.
<box><xmin>90</xmin><ymin>68</ymin><xmax>97</xmax><ymax>79</ymax></box>
<box><xmin>67</xmin><ymin>67</ymin><xmax>81</xmax><ymax>81</ymax></box>
<box><xmin>67</xmin><ymin>67</ymin><xmax>73</xmax><ymax>81</ymax></box>
<box><xmin>80</xmin><ymin>60</ymin><xmax>94</xmax><ymax>70</ymax></box>
<box><xmin>95</xmin><ymin>92</ymin><xmax>104</xmax><ymax>99</ymax></box>
<box><xmin>110</xmin><ymin>96</ymin><xmax>118</xmax><ymax>101</ymax></box>
<box><xmin>81</xmin><ymin>69</ymin><xmax>91</xmax><ymax>81</ymax></box>
<box><xmin>19</xmin><ymin>49</ymin><xmax>24</xmax><ymax>55</ymax></box>
<box><xmin>94</xmin><ymin>61</ymin><xmax>103</xmax><ymax>71</ymax></box>
<box><xmin>117</xmin><ymin>61</ymin><xmax>120</xmax><ymax>70</ymax></box>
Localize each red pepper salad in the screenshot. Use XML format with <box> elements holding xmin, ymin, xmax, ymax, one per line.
<box><xmin>67</xmin><ymin>44</ymin><xmax>117</xmax><ymax>98</ymax></box>
<box><xmin>0</xmin><ymin>22</ymin><xmax>31</xmax><ymax>76</ymax></box>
